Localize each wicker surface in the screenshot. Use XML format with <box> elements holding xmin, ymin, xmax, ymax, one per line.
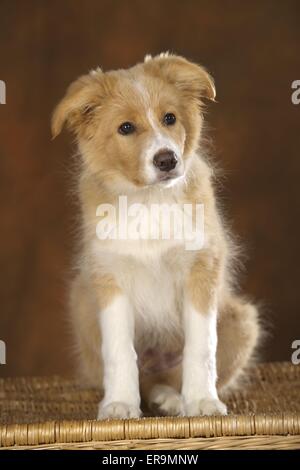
<box><xmin>2</xmin><ymin>436</ymin><xmax>300</xmax><ymax>450</ymax></box>
<box><xmin>0</xmin><ymin>362</ymin><xmax>300</xmax><ymax>449</ymax></box>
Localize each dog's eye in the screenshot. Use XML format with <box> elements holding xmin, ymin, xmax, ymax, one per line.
<box><xmin>118</xmin><ymin>122</ymin><xmax>135</xmax><ymax>135</ymax></box>
<box><xmin>163</xmin><ymin>113</ymin><xmax>176</xmax><ymax>126</ymax></box>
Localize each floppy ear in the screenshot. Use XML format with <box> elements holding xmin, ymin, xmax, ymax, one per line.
<box><xmin>144</xmin><ymin>52</ymin><xmax>216</xmax><ymax>102</ymax></box>
<box><xmin>51</xmin><ymin>69</ymin><xmax>105</xmax><ymax>139</ymax></box>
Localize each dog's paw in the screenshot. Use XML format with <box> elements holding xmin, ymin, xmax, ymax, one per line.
<box><xmin>149</xmin><ymin>385</ymin><xmax>184</xmax><ymax>416</ymax></box>
<box><xmin>183</xmin><ymin>397</ymin><xmax>227</xmax><ymax>417</ymax></box>
<box><xmin>97</xmin><ymin>402</ymin><xmax>141</xmax><ymax>420</ymax></box>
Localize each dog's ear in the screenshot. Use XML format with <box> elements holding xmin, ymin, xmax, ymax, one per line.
<box><xmin>144</xmin><ymin>53</ymin><xmax>216</xmax><ymax>102</ymax></box>
<box><xmin>51</xmin><ymin>69</ymin><xmax>107</xmax><ymax>139</ymax></box>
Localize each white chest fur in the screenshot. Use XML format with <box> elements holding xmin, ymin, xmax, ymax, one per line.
<box><xmin>90</xmin><ymin>244</ymin><xmax>194</xmax><ymax>344</ymax></box>
<box><xmin>88</xmin><ymin>185</ymin><xmax>201</xmax><ymax>343</ymax></box>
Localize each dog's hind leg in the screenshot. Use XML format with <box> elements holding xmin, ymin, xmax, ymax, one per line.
<box><xmin>217</xmin><ymin>295</ymin><xmax>261</xmax><ymax>392</ymax></box>
<box><xmin>140</xmin><ymin>364</ymin><xmax>184</xmax><ymax>416</ymax></box>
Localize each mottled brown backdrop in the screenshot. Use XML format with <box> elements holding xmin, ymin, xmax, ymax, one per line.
<box><xmin>0</xmin><ymin>0</ymin><xmax>299</xmax><ymax>377</ymax></box>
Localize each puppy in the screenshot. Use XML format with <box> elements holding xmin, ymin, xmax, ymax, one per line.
<box><xmin>52</xmin><ymin>53</ymin><xmax>260</xmax><ymax>419</ymax></box>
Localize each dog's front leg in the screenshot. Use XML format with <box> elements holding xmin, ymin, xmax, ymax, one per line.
<box><xmin>98</xmin><ymin>295</ymin><xmax>141</xmax><ymax>419</ymax></box>
<box><xmin>181</xmin><ymin>258</ymin><xmax>227</xmax><ymax>416</ymax></box>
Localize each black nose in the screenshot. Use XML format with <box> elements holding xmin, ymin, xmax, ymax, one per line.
<box><xmin>153</xmin><ymin>150</ymin><xmax>178</xmax><ymax>172</ymax></box>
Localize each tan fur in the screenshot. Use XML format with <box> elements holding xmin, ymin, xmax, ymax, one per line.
<box><xmin>53</xmin><ymin>53</ymin><xmax>261</xmax><ymax>413</ymax></box>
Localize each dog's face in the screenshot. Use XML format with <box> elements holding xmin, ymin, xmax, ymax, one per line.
<box><xmin>52</xmin><ymin>54</ymin><xmax>215</xmax><ymax>191</ymax></box>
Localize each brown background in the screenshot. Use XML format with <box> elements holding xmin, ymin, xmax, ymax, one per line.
<box><xmin>0</xmin><ymin>0</ymin><xmax>299</xmax><ymax>378</ymax></box>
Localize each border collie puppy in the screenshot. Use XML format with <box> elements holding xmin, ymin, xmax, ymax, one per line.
<box><xmin>52</xmin><ymin>53</ymin><xmax>260</xmax><ymax>419</ymax></box>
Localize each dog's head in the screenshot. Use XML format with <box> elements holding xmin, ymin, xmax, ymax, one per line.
<box><xmin>52</xmin><ymin>53</ymin><xmax>215</xmax><ymax>191</ymax></box>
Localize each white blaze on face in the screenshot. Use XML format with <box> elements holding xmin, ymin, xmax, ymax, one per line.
<box><xmin>134</xmin><ymin>80</ymin><xmax>185</xmax><ymax>185</ymax></box>
<box><xmin>143</xmin><ymin>109</ymin><xmax>184</xmax><ymax>184</ymax></box>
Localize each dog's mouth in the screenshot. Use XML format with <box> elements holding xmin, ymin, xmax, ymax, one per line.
<box><xmin>159</xmin><ymin>173</ymin><xmax>176</xmax><ymax>182</ymax></box>
<box><xmin>155</xmin><ymin>171</ymin><xmax>185</xmax><ymax>187</ymax></box>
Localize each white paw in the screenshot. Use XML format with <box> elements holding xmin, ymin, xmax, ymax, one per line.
<box><xmin>97</xmin><ymin>402</ymin><xmax>141</xmax><ymax>420</ymax></box>
<box><xmin>183</xmin><ymin>397</ymin><xmax>227</xmax><ymax>417</ymax></box>
<box><xmin>149</xmin><ymin>385</ymin><xmax>184</xmax><ymax>416</ymax></box>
